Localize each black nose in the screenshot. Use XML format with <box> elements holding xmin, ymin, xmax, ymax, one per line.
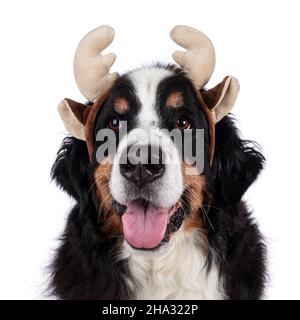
<box><xmin>119</xmin><ymin>145</ymin><xmax>165</xmax><ymax>186</ymax></box>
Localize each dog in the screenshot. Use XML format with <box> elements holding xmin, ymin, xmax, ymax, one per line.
<box><xmin>50</xmin><ymin>25</ymin><xmax>266</xmax><ymax>299</ymax></box>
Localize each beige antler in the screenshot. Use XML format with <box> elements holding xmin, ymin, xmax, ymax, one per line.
<box><xmin>73</xmin><ymin>25</ymin><xmax>119</xmax><ymax>102</ymax></box>
<box><xmin>170</xmin><ymin>25</ymin><xmax>216</xmax><ymax>88</ymax></box>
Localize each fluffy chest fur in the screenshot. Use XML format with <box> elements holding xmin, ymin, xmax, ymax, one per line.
<box><xmin>122</xmin><ymin>228</ymin><xmax>225</xmax><ymax>300</ymax></box>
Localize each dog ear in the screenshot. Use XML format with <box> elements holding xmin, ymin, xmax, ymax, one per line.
<box><xmin>51</xmin><ymin>137</ymin><xmax>90</xmax><ymax>201</ymax></box>
<box><xmin>212</xmin><ymin>117</ymin><xmax>265</xmax><ymax>205</ymax></box>
<box><xmin>202</xmin><ymin>76</ymin><xmax>240</xmax><ymax>123</ymax></box>
<box><xmin>57</xmin><ymin>99</ymin><xmax>90</xmax><ymax>140</ymax></box>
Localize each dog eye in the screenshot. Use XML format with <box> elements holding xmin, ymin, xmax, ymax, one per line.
<box><xmin>108</xmin><ymin>117</ymin><xmax>120</xmax><ymax>131</ymax></box>
<box><xmin>176</xmin><ymin>117</ymin><xmax>190</xmax><ymax>130</ymax></box>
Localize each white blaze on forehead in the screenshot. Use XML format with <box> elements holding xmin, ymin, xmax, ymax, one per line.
<box><xmin>109</xmin><ymin>67</ymin><xmax>184</xmax><ymax>210</ymax></box>
<box><xmin>128</xmin><ymin>68</ymin><xmax>173</xmax><ymax>128</ymax></box>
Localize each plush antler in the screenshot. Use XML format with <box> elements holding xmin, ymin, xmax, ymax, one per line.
<box><xmin>73</xmin><ymin>25</ymin><xmax>119</xmax><ymax>102</ymax></box>
<box><xmin>170</xmin><ymin>25</ymin><xmax>240</xmax><ymax>165</ymax></box>
<box><xmin>170</xmin><ymin>25</ymin><xmax>216</xmax><ymax>88</ymax></box>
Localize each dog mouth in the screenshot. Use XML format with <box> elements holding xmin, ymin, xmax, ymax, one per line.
<box><xmin>115</xmin><ymin>198</ymin><xmax>186</xmax><ymax>250</ymax></box>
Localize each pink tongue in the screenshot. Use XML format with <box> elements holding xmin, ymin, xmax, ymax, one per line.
<box><xmin>121</xmin><ymin>201</ymin><xmax>169</xmax><ymax>249</ymax></box>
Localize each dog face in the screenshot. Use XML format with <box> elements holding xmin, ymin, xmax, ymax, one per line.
<box><xmin>91</xmin><ymin>66</ymin><xmax>210</xmax><ymax>251</ymax></box>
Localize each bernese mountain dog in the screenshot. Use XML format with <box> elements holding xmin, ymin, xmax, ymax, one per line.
<box><xmin>50</xmin><ymin>26</ymin><xmax>266</xmax><ymax>300</ymax></box>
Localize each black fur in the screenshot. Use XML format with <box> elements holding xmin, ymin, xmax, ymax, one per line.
<box><xmin>208</xmin><ymin>117</ymin><xmax>266</xmax><ymax>299</ymax></box>
<box><xmin>50</xmin><ymin>67</ymin><xmax>266</xmax><ymax>300</ymax></box>
<box><xmin>51</xmin><ymin>137</ymin><xmax>132</xmax><ymax>299</ymax></box>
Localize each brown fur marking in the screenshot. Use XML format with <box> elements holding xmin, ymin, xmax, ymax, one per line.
<box><xmin>94</xmin><ymin>161</ymin><xmax>123</xmax><ymax>236</ymax></box>
<box><xmin>114</xmin><ymin>97</ymin><xmax>129</xmax><ymax>113</ymax></box>
<box><xmin>166</xmin><ymin>91</ymin><xmax>184</xmax><ymax>108</ymax></box>
<box><xmin>181</xmin><ymin>162</ymin><xmax>206</xmax><ymax>232</ymax></box>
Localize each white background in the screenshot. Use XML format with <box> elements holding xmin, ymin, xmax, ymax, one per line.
<box><xmin>0</xmin><ymin>0</ymin><xmax>299</xmax><ymax>299</ymax></box>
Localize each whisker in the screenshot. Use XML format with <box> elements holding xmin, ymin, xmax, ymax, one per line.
<box><xmin>97</xmin><ymin>183</ymin><xmax>113</xmax><ymax>223</ymax></box>
<box><xmin>200</xmin><ymin>205</ymin><xmax>215</xmax><ymax>231</ymax></box>
<box><xmin>202</xmin><ymin>204</ymin><xmax>222</xmax><ymax>213</ymax></box>
<box><xmin>183</xmin><ymin>184</ymin><xmax>215</xmax><ymax>231</ymax></box>
<box><xmin>87</xmin><ymin>174</ymin><xmax>110</xmax><ymax>196</ymax></box>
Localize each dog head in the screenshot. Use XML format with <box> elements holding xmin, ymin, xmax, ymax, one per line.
<box><xmin>52</xmin><ymin>25</ymin><xmax>263</xmax><ymax>253</ymax></box>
